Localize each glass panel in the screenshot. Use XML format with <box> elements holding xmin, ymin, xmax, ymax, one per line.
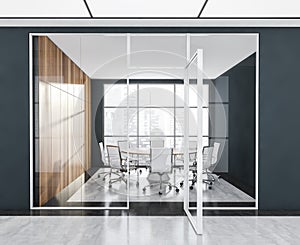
<box><xmin>104</xmin><ymin>108</ymin><xmax>137</xmax><ymax>136</ymax></box>
<box><xmin>139</xmin><ymin>84</ymin><xmax>174</xmax><ymax>107</ymax></box>
<box><xmin>138</xmin><ymin>136</ymin><xmax>174</xmax><ymax>148</ymax></box>
<box><xmin>210</xmin><ymin>138</ymin><xmax>228</xmax><ymax>173</ymax></box>
<box><xmin>176</xmin><ymin>83</ymin><xmax>209</xmax><ymax>107</ymax></box>
<box><xmin>37</xmin><ymin>80</ymin><xmax>87</xmax><ymax>208</ymax></box>
<box><xmin>175</xmin><ymin>108</ymin><xmax>208</xmax><ymax>136</ymax></box>
<box><xmin>138</xmin><ymin>136</ymin><xmax>150</xmax><ymax>148</ymax></box>
<box><xmin>33</xmin><ymin>36</ymin><xmax>130</xmax><ymax>209</ymax></box>
<box><xmin>210</xmin><ymin>76</ymin><xmax>229</xmax><ymax>103</ymax></box>
<box><xmin>175</xmin><ymin>136</ymin><xmax>208</xmax><ymax>149</ymax></box>
<box><xmin>104</xmin><ymin>83</ymin><xmax>137</xmax><ymax>107</ymax></box>
<box><xmin>176</xmin><ymin>84</ymin><xmax>195</xmax><ymax>107</ymax></box>
<box><xmin>203</xmin><ymin>107</ymin><xmax>209</xmax><ymax>136</ymax></box>
<box><xmin>81</xmin><ymin>35</ymin><xmax>128</xmax><ymax>80</ymax></box>
<box><xmin>104</xmin><ymin>136</ymin><xmax>138</xmax><ymax>148</ymax></box>
<box><xmin>203</xmin><ymin>136</ymin><xmax>209</xmax><ymax>147</ymax></box>
<box><xmin>139</xmin><ymin>108</ymin><xmax>175</xmax><ymax>136</ymax></box>
<box><xmin>209</xmin><ymin>104</ymin><xmax>228</xmax><ymax>137</ymax></box>
<box><xmin>130</xmin><ymin>35</ymin><xmax>186</xmax><ymax>68</ymax></box>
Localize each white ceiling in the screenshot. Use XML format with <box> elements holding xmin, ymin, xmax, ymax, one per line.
<box><xmin>86</xmin><ymin>0</ymin><xmax>205</xmax><ymax>17</ymax></box>
<box><xmin>202</xmin><ymin>0</ymin><xmax>300</xmax><ymax>17</ymax></box>
<box><xmin>190</xmin><ymin>34</ymin><xmax>257</xmax><ymax>78</ymax></box>
<box><xmin>48</xmin><ymin>34</ymin><xmax>257</xmax><ymax>80</ymax></box>
<box><xmin>0</xmin><ymin>0</ymin><xmax>299</xmax><ymax>17</ymax></box>
<box><xmin>0</xmin><ymin>0</ymin><xmax>89</xmax><ymax>17</ymax></box>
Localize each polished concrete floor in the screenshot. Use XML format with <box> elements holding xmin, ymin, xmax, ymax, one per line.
<box><xmin>1</xmin><ymin>216</ymin><xmax>300</xmax><ymax>245</ymax></box>
<box><xmin>67</xmin><ymin>168</ymin><xmax>254</xmax><ymax>203</ymax></box>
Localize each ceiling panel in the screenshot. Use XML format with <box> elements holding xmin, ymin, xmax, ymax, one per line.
<box><xmin>0</xmin><ymin>0</ymin><xmax>299</xmax><ymax>18</ymax></box>
<box><xmin>86</xmin><ymin>0</ymin><xmax>205</xmax><ymax>17</ymax></box>
<box><xmin>49</xmin><ymin>34</ymin><xmax>257</xmax><ymax>80</ymax></box>
<box><xmin>0</xmin><ymin>0</ymin><xmax>89</xmax><ymax>17</ymax></box>
<box><xmin>190</xmin><ymin>34</ymin><xmax>257</xmax><ymax>79</ymax></box>
<box><xmin>201</xmin><ymin>0</ymin><xmax>300</xmax><ymax>17</ymax></box>
<box><xmin>130</xmin><ymin>35</ymin><xmax>187</xmax><ymax>68</ymax></box>
<box><xmin>49</xmin><ymin>34</ymin><xmax>128</xmax><ymax>77</ymax></box>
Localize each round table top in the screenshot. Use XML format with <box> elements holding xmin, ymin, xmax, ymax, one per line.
<box><xmin>121</xmin><ymin>147</ymin><xmax>196</xmax><ymax>156</ymax></box>
<box><xmin>121</xmin><ymin>147</ymin><xmax>150</xmax><ymax>155</ymax></box>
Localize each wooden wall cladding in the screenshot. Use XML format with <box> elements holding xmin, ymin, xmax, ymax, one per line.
<box><xmin>38</xmin><ymin>36</ymin><xmax>91</xmax><ymax>206</ymax></box>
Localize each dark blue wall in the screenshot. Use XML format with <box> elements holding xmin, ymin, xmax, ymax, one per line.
<box><xmin>0</xmin><ymin>27</ymin><xmax>300</xmax><ymax>210</ymax></box>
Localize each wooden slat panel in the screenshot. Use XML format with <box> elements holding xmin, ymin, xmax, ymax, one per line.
<box><xmin>38</xmin><ymin>36</ymin><xmax>91</xmax><ymax>206</ymax></box>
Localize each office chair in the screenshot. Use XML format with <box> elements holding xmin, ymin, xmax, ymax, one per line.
<box><xmin>207</xmin><ymin>142</ymin><xmax>221</xmax><ymax>183</ymax></box>
<box><xmin>97</xmin><ymin>142</ymin><xmax>112</xmax><ymax>180</ymax></box>
<box><xmin>118</xmin><ymin>140</ymin><xmax>139</xmax><ymax>163</ymax></box>
<box><xmin>142</xmin><ymin>148</ymin><xmax>179</xmax><ymax>195</ymax></box>
<box><xmin>117</xmin><ymin>140</ymin><xmax>131</xmax><ymax>162</ymax></box>
<box><xmin>179</xmin><ymin>145</ymin><xmax>215</xmax><ymax>190</ymax></box>
<box><xmin>118</xmin><ymin>140</ymin><xmax>142</xmax><ymax>179</ymax></box>
<box><xmin>174</xmin><ymin>141</ymin><xmax>197</xmax><ymax>167</ymax></box>
<box><xmin>189</xmin><ymin>141</ymin><xmax>198</xmax><ymax>164</ymax></box>
<box><xmin>106</xmin><ymin>145</ymin><xmax>136</xmax><ymax>188</ymax></box>
<box><xmin>196</xmin><ymin>146</ymin><xmax>214</xmax><ymax>189</ymax></box>
<box><xmin>188</xmin><ymin>142</ymin><xmax>221</xmax><ymax>190</ymax></box>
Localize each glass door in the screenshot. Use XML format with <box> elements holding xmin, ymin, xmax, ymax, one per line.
<box><xmin>184</xmin><ymin>49</ymin><xmax>203</xmax><ymax>235</ymax></box>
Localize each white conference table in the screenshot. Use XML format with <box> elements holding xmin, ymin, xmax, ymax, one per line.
<box><xmin>119</xmin><ymin>147</ymin><xmax>197</xmax><ymax>185</ymax></box>
<box><xmin>121</xmin><ymin>147</ymin><xmax>197</xmax><ymax>156</ymax></box>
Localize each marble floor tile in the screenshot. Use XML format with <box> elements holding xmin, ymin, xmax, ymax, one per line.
<box><xmin>67</xmin><ymin>168</ymin><xmax>254</xmax><ymax>203</ymax></box>
<box><xmin>1</xmin><ymin>216</ymin><xmax>300</xmax><ymax>245</ymax></box>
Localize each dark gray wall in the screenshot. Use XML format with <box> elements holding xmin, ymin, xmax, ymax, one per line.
<box><xmin>258</xmin><ymin>29</ymin><xmax>300</xmax><ymax>210</ymax></box>
<box><xmin>0</xmin><ymin>29</ymin><xmax>30</xmax><ymax>209</ymax></box>
<box><xmin>210</xmin><ymin>75</ymin><xmax>229</xmax><ymax>173</ymax></box>
<box><xmin>217</xmin><ymin>54</ymin><xmax>256</xmax><ymax>197</ymax></box>
<box><xmin>1</xmin><ymin>27</ymin><xmax>300</xmax><ymax>210</ymax></box>
<box><xmin>91</xmin><ymin>79</ymin><xmax>104</xmax><ymax>167</ymax></box>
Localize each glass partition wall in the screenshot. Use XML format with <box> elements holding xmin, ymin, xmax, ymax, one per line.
<box><xmin>31</xmin><ymin>34</ymin><xmax>258</xmax><ymax>217</ymax></box>
<box><xmin>32</xmin><ymin>36</ymin><xmax>131</xmax><ymax>208</ymax></box>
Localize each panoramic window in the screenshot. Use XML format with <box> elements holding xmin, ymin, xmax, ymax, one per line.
<box><xmin>103</xmin><ymin>81</ymin><xmax>210</xmax><ymax>149</ymax></box>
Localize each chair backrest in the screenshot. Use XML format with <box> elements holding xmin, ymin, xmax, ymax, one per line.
<box><xmin>98</xmin><ymin>142</ymin><xmax>108</xmax><ymax>166</ymax></box>
<box><xmin>118</xmin><ymin>140</ymin><xmax>128</xmax><ymax>149</ymax></box>
<box><xmin>203</xmin><ymin>146</ymin><xmax>214</xmax><ymax>170</ymax></box>
<box><xmin>189</xmin><ymin>141</ymin><xmax>197</xmax><ymax>150</ymax></box>
<box><xmin>150</xmin><ymin>148</ymin><xmax>173</xmax><ymax>174</ymax></box>
<box><xmin>211</xmin><ymin>142</ymin><xmax>220</xmax><ymax>165</ymax></box>
<box><xmin>106</xmin><ymin>145</ymin><xmax>122</xmax><ymax>169</ymax></box>
<box><xmin>189</xmin><ymin>141</ymin><xmax>198</xmax><ymax>161</ymax></box>
<box><xmin>150</xmin><ymin>140</ymin><xmax>164</xmax><ymax>148</ymax></box>
<box><xmin>118</xmin><ymin>140</ymin><xmax>129</xmax><ymax>159</ymax></box>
